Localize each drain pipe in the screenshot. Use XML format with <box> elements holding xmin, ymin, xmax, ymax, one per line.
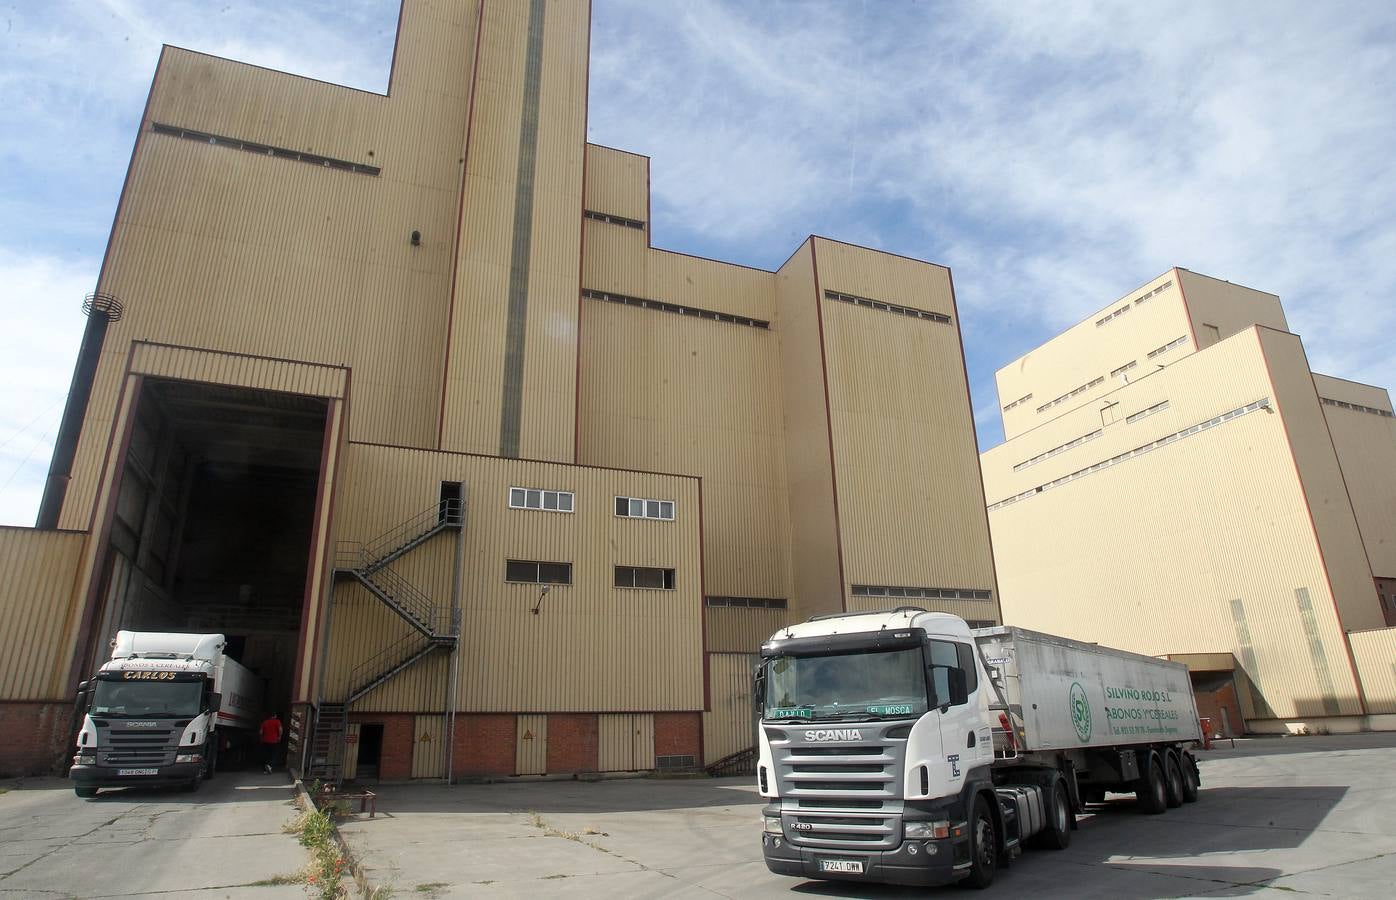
<box><xmin>36</xmin><ymin>292</ymin><xmax>124</xmax><ymax>529</ymax></box>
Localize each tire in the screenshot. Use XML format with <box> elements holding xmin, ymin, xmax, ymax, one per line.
<box><xmin>74</xmin><ymin>786</ymin><xmax>98</xmax><ymax>799</ymax></box>
<box><xmin>201</xmin><ymin>740</ymin><xmax>218</xmax><ymax>780</ymax></box>
<box><xmin>960</xmin><ymin>795</ymin><xmax>998</xmax><ymax>889</ymax></box>
<box><xmin>1181</xmin><ymin>755</ymin><xmax>1201</xmax><ymax>803</ymax></box>
<box><xmin>179</xmin><ymin>778</ymin><xmax>200</xmax><ymax>793</ymax></box>
<box><xmin>1030</xmin><ymin>779</ymin><xmax>1072</xmax><ymax>850</ymax></box>
<box><xmin>1164</xmin><ymin>752</ymin><xmax>1185</xmax><ymax>809</ymax></box>
<box><xmin>1136</xmin><ymin>753</ymin><xmax>1168</xmax><ymax>815</ymax></box>
<box><xmin>1081</xmin><ymin>787</ymin><xmax>1105</xmax><ymax>805</ymax></box>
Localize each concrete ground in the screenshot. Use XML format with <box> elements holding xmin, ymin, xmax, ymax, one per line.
<box><xmin>337</xmin><ymin>732</ymin><xmax>1396</xmax><ymax>898</ymax></box>
<box><xmin>0</xmin><ymin>770</ymin><xmax>311</xmax><ymax>900</ymax></box>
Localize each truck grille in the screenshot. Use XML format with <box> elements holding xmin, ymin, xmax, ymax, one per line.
<box><xmin>96</xmin><ymin>725</ymin><xmax>179</xmax><ymax>767</ymax></box>
<box><xmin>766</xmin><ymin>722</ymin><xmax>908</xmax><ymax>851</ymax></box>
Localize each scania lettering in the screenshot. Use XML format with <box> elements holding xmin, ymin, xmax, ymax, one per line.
<box><xmin>70</xmin><ymin>631</ymin><xmax>262</xmax><ymax>798</ymax></box>
<box><xmin>756</xmin><ymin>610</ymin><xmax>1203</xmax><ymax>888</ymax></box>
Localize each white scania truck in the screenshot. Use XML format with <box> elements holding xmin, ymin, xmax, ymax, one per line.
<box><xmin>70</xmin><ymin>631</ymin><xmax>261</xmax><ymax>797</ymax></box>
<box><xmin>757</xmin><ymin>608</ymin><xmax>1202</xmax><ymax>888</ymax></box>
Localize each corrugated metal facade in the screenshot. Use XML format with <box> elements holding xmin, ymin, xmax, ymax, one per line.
<box><xmin>702</xmin><ymin>653</ymin><xmax>757</xmax><ymax>763</ymax></box>
<box><xmin>815</xmin><ymin>238</ymin><xmax>997</xmax><ymax>604</ymax></box>
<box><xmin>705</xmin><ymin>607</ymin><xmax>786</xmax><ymax>654</ymax></box>
<box><xmin>129</xmin><ymin>343</ymin><xmax>347</xmax><ymax>399</ymax></box>
<box><xmin>1315</xmin><ymin>373</ymin><xmax>1396</xmax><ymax>579</ymax></box>
<box><xmin>985</xmin><ymin>323</ymin><xmax>1381</xmax><ymax>721</ymax></box>
<box><xmin>323</xmin><ymin>442</ymin><xmax>704</xmax><ymax>713</ymax></box>
<box><xmin>1177</xmin><ymin>270</ymin><xmax>1288</xmax><ymax>351</ymax></box>
<box><xmin>0</xmin><ymin>529</ymin><xmax>87</xmax><ymax>699</ymax></box>
<box><xmin>1350</xmin><ymin>629</ymin><xmax>1396</xmax><ymax>715</ymax></box>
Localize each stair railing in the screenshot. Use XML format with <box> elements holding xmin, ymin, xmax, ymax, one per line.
<box><xmin>349</xmin><ymin>499</ymin><xmax>463</xmax><ymax>574</ymax></box>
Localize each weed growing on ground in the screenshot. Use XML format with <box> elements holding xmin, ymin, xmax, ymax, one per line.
<box><xmin>285</xmin><ymin>808</ymin><xmax>348</xmax><ymax>899</ymax></box>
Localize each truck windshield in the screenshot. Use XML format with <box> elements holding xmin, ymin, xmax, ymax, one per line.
<box><xmin>92</xmin><ymin>679</ymin><xmax>203</xmax><ymax>717</ymax></box>
<box><xmin>764</xmin><ymin>647</ymin><xmax>928</xmax><ymax>721</ymax></box>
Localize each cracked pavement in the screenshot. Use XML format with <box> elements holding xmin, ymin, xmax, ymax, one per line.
<box><xmin>0</xmin><ymin>770</ymin><xmax>308</xmax><ymax>899</ymax></box>
<box><xmin>337</xmin><ymin>732</ymin><xmax>1396</xmax><ymax>898</ymax></box>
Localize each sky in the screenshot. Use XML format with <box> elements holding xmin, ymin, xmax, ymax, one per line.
<box><xmin>2</xmin><ymin>0</ymin><xmax>1394</xmax><ymax>526</ymax></box>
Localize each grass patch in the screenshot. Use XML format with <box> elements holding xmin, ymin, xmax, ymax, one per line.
<box><xmin>285</xmin><ymin>809</ymin><xmax>349</xmax><ymax>899</ymax></box>
<box><xmin>415</xmin><ymin>885</ymin><xmax>449</xmax><ymax>893</ymax></box>
<box><xmin>249</xmin><ymin>874</ymin><xmax>304</xmax><ymax>886</ymax></box>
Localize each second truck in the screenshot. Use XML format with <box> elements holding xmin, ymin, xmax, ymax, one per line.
<box><xmin>756</xmin><ymin>608</ymin><xmax>1202</xmax><ymax>888</ymax></box>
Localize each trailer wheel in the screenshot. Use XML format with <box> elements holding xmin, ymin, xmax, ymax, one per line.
<box><xmin>1181</xmin><ymin>755</ymin><xmax>1201</xmax><ymax>803</ymax></box>
<box><xmin>961</xmin><ymin>795</ymin><xmax>998</xmax><ymax>889</ymax></box>
<box><xmin>74</xmin><ymin>786</ymin><xmax>98</xmax><ymax>799</ymax></box>
<box><xmin>1164</xmin><ymin>752</ymin><xmax>1185</xmax><ymax>808</ymax></box>
<box><xmin>1031</xmin><ymin>778</ymin><xmax>1072</xmax><ymax>850</ymax></box>
<box><xmin>1137</xmin><ymin>753</ymin><xmax>1168</xmax><ymax>815</ymax></box>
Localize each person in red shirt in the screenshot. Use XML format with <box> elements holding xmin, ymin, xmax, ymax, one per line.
<box><xmin>259</xmin><ymin>712</ymin><xmax>283</xmax><ymax>774</ymax></box>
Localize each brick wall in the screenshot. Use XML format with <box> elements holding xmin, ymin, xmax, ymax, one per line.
<box><xmin>547</xmin><ymin>713</ymin><xmax>598</xmax><ymax>773</ymax></box>
<box><xmin>654</xmin><ymin>712</ymin><xmax>701</xmax><ymax>761</ymax></box>
<box><xmin>452</xmin><ymin>713</ymin><xmax>516</xmax><ymax>777</ymax></box>
<box><xmin>1196</xmin><ymin>681</ymin><xmax>1246</xmax><ymax>737</ymax></box>
<box><xmin>0</xmin><ymin>701</ymin><xmax>73</xmax><ymax>777</ymax></box>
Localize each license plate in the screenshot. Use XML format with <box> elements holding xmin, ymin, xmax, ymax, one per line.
<box><xmin>818</xmin><ymin>859</ymin><xmax>864</xmax><ymax>874</ymax></box>
<box><xmin>117</xmin><ymin>768</ymin><xmax>159</xmax><ymax>776</ymax></box>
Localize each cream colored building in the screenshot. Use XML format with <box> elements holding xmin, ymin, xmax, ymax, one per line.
<box><xmin>984</xmin><ymin>268</ymin><xmax>1396</xmax><ymax>734</ymax></box>
<box><xmin>0</xmin><ymin>0</ymin><xmax>997</xmax><ymax>778</ymax></box>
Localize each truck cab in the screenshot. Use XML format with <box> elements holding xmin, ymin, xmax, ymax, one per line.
<box><xmin>70</xmin><ymin>632</ymin><xmax>255</xmax><ymax>797</ymax></box>
<box><xmin>757</xmin><ymin>609</ymin><xmax>995</xmax><ymax>886</ymax></box>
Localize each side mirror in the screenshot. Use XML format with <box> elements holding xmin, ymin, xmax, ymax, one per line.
<box><xmin>947</xmin><ymin>667</ymin><xmax>969</xmax><ymax>706</ymax></box>
<box><xmin>753</xmin><ymin>664</ymin><xmax>766</xmax><ymax>706</ymax></box>
<box><xmin>209</xmin><ymin>692</ymin><xmax>222</xmax><ymax>714</ymax></box>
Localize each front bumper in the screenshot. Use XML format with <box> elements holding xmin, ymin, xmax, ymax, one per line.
<box><xmin>761</xmin><ymin>831</ymin><xmax>968</xmax><ymax>887</ymax></box>
<box><xmin>70</xmin><ymin>762</ymin><xmax>201</xmax><ymax>788</ymax></box>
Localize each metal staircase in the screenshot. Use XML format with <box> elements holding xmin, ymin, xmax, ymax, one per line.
<box><xmin>312</xmin><ymin>498</ymin><xmax>464</xmax><ymax>784</ymax></box>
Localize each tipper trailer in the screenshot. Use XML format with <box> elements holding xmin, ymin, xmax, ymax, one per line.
<box><xmin>70</xmin><ymin>631</ymin><xmax>261</xmax><ymax>797</ymax></box>
<box><xmin>756</xmin><ymin>609</ymin><xmax>1202</xmax><ymax>888</ymax></box>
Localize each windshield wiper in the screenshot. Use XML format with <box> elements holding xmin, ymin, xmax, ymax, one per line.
<box><xmin>764</xmin><ymin>716</ymin><xmax>817</xmax><ymax>724</ymax></box>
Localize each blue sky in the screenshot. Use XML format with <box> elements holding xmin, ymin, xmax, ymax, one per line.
<box><xmin>2</xmin><ymin>0</ymin><xmax>1394</xmax><ymax>525</ymax></box>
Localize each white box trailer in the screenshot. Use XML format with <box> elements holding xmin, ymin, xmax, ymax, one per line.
<box><xmin>974</xmin><ymin>625</ymin><xmax>1202</xmax><ymax>752</ymax></box>
<box><xmin>756</xmin><ymin>610</ymin><xmax>1205</xmax><ymax>890</ymax></box>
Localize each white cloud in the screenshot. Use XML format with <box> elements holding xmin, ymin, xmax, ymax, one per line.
<box><xmin>0</xmin><ymin>251</ymin><xmax>95</xmax><ymax>525</ymax></box>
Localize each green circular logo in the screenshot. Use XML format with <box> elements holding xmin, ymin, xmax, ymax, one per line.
<box><xmin>1069</xmin><ymin>682</ymin><xmax>1092</xmax><ymax>742</ymax></box>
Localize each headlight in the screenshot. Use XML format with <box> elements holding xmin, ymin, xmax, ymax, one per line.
<box><xmin>763</xmin><ymin>815</ymin><xmax>782</xmax><ymax>834</ymax></box>
<box><xmin>74</xmin><ymin>754</ymin><xmax>96</xmax><ymax>766</ymax></box>
<box><xmin>175</xmin><ymin>753</ymin><xmax>203</xmax><ymax>764</ymax></box>
<box><xmin>904</xmin><ymin>820</ymin><xmax>951</xmax><ymax>839</ymax></box>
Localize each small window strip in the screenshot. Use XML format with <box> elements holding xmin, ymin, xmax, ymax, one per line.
<box><xmin>1013</xmin><ymin>428</ymin><xmax>1104</xmax><ymax>472</ymax></box>
<box><xmin>1002</xmin><ymin>393</ymin><xmax>1033</xmax><ymax>412</ymax></box>
<box><xmin>851</xmin><ymin>585</ymin><xmax>992</xmax><ymax>601</ymax></box>
<box><xmin>989</xmin><ymin>398</ymin><xmax>1271</xmax><ymax>511</ymax></box>
<box><xmin>1125</xmin><ymin>400</ymin><xmax>1170</xmax><ymax>424</ymax></box>
<box><xmin>582</xmin><ymin>288</ymin><xmax>769</xmax><ymax>329</ymax></box>
<box><xmin>1110</xmin><ymin>360</ymin><xmax>1138</xmax><ymax>378</ymax></box>
<box><xmin>151</xmin><ymin>122</ymin><xmax>381</xmax><ymax>175</ymax></box>
<box><xmin>705</xmin><ymin>596</ymin><xmax>788</xmax><ymax>609</ymax></box>
<box><xmin>1037</xmin><ymin>376</ymin><xmax>1106</xmax><ymax>413</ymax></box>
<box><xmin>824</xmin><ymin>289</ymin><xmax>952</xmax><ymax>324</ymax></box>
<box><xmin>1146</xmin><ymin>335</ymin><xmax>1189</xmax><ymax>359</ymax></box>
<box><xmin>1095</xmin><ymin>304</ymin><xmax>1131</xmax><ymax>327</ymax></box>
<box><xmin>584</xmin><ymin>209</ymin><xmax>646</xmax><ymax>230</ymax></box>
<box><xmin>1320</xmin><ymin>397</ymin><xmax>1394</xmax><ymax>418</ymax></box>
<box><xmin>1134</xmin><ymin>280</ymin><xmax>1173</xmax><ymax>306</ymax></box>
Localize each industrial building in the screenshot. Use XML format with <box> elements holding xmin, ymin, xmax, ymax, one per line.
<box><xmin>0</xmin><ymin>0</ymin><xmax>998</xmax><ymax>778</ymax></box>
<box><xmin>982</xmin><ymin>269</ymin><xmax>1396</xmax><ymax>735</ymax></box>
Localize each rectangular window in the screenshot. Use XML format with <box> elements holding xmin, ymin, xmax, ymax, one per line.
<box><xmin>705</xmin><ymin>596</ymin><xmax>788</xmax><ymax>609</ymax></box>
<box><xmin>1125</xmin><ymin>400</ymin><xmax>1170</xmax><ymax>424</ymax></box>
<box><xmin>615</xmin><ymin>566</ymin><xmax>676</xmax><ymax>590</ymax></box>
<box><xmin>506</xmin><ymin>559</ymin><xmax>572</xmax><ymax>584</ymax></box>
<box><xmin>851</xmin><ymin>584</ymin><xmax>992</xmax><ymax>601</ymax></box>
<box><xmin>615</xmin><ymin>496</ymin><xmax>675</xmax><ymax>520</ymax></box>
<box><xmin>824</xmin><ymin>289</ymin><xmax>951</xmax><ymax>324</ymax></box>
<box><xmin>509</xmin><ymin>487</ymin><xmax>574</xmax><ymax>512</ymax></box>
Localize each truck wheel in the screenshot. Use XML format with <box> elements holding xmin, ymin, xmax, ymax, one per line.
<box><xmin>1081</xmin><ymin>787</ymin><xmax>1105</xmax><ymax>806</ymax></box>
<box><xmin>1030</xmin><ymin>779</ymin><xmax>1072</xmax><ymax>850</ymax></box>
<box><xmin>1181</xmin><ymin>755</ymin><xmax>1201</xmax><ymax>803</ymax></box>
<box><xmin>961</xmin><ymin>795</ymin><xmax>998</xmax><ymax>889</ymax></box>
<box><xmin>1136</xmin><ymin>753</ymin><xmax>1168</xmax><ymax>815</ymax></box>
<box><xmin>1164</xmin><ymin>752</ymin><xmax>1185</xmax><ymax>808</ymax></box>
<box><xmin>74</xmin><ymin>786</ymin><xmax>98</xmax><ymax>799</ymax></box>
<box><xmin>179</xmin><ymin>778</ymin><xmax>200</xmax><ymax>793</ymax></box>
<box><xmin>201</xmin><ymin>741</ymin><xmax>218</xmax><ymax>780</ymax></box>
